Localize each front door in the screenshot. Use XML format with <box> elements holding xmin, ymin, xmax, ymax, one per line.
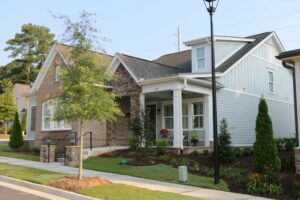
<box><xmin>146</xmin><ymin>104</ymin><xmax>156</xmax><ymax>143</ymax></box>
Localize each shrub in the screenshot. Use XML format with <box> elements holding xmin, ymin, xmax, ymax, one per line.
<box><xmin>242</xmin><ymin>148</ymin><xmax>251</xmax><ymax>157</ymax></box>
<box><xmin>180</xmin><ymin>159</ymin><xmax>190</xmax><ymax>166</ymax></box>
<box><xmin>281</xmin><ymin>156</ymin><xmax>295</xmax><ymax>172</ymax></box>
<box><xmin>9</xmin><ymin>112</ymin><xmax>24</xmax><ymax>149</ymax></box>
<box><xmin>220</xmin><ymin>167</ymin><xmax>247</xmax><ymax>183</ymax></box>
<box><xmin>170</xmin><ymin>158</ymin><xmax>177</xmax><ymax>166</ymax></box>
<box><xmin>31</xmin><ymin>147</ymin><xmax>40</xmax><ymax>154</ymax></box>
<box><xmin>203</xmin><ymin>150</ymin><xmax>210</xmax><ymax>156</ymax></box>
<box><xmin>233</xmin><ymin>148</ymin><xmax>242</xmax><ymax>158</ymax></box>
<box><xmin>275</xmin><ymin>138</ymin><xmax>285</xmax><ymax>151</ymax></box>
<box><xmin>283</xmin><ymin>138</ymin><xmax>296</xmax><ymax>151</ymax></box>
<box><xmin>191</xmin><ymin>162</ymin><xmax>200</xmax><ymax>172</ymax></box>
<box><xmin>293</xmin><ymin>180</ymin><xmax>300</xmax><ymax>200</ymax></box>
<box><xmin>253</xmin><ymin>99</ymin><xmax>281</xmax><ymax>173</ymax></box>
<box><xmin>128</xmin><ymin>137</ymin><xmax>139</xmax><ymax>152</ymax></box>
<box><xmin>190</xmin><ymin>150</ymin><xmax>200</xmax><ymax>158</ymax></box>
<box><xmin>20</xmin><ymin>144</ymin><xmax>30</xmax><ymax>152</ymax></box>
<box><xmin>158</xmin><ymin>155</ymin><xmax>168</xmax><ymax>161</ymax></box>
<box><xmin>218</xmin><ymin>118</ymin><xmax>234</xmax><ymax>163</ymax></box>
<box><xmin>155</xmin><ymin>140</ymin><xmax>169</xmax><ymax>156</ymax></box>
<box><xmin>199</xmin><ymin>165</ymin><xmax>214</xmax><ymax>177</ymax></box>
<box><xmin>128</xmin><ymin>151</ymin><xmax>136</xmax><ymax>158</ymax></box>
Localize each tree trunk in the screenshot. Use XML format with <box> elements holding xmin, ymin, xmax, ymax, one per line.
<box><xmin>78</xmin><ymin>118</ymin><xmax>83</xmax><ymax>180</ymax></box>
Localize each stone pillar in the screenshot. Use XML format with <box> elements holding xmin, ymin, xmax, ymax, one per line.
<box><xmin>173</xmin><ymin>89</ymin><xmax>183</xmax><ymax>149</ymax></box>
<box><xmin>64</xmin><ymin>146</ymin><xmax>80</xmax><ymax>167</ymax></box>
<box><xmin>40</xmin><ymin>145</ymin><xmax>56</xmax><ymax>163</ymax></box>
<box><xmin>295</xmin><ymin>147</ymin><xmax>300</xmax><ymax>175</ymax></box>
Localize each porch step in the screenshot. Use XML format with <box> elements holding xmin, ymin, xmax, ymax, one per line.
<box><xmin>83</xmin><ymin>146</ymin><xmax>129</xmax><ymax>160</ymax></box>
<box><xmin>56</xmin><ymin>157</ymin><xmax>65</xmax><ymax>163</ymax></box>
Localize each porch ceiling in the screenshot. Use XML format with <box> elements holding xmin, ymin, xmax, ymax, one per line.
<box><xmin>145</xmin><ymin>90</ymin><xmax>205</xmax><ymax>102</ymax></box>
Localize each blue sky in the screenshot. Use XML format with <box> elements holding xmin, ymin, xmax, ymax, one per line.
<box><xmin>1</xmin><ymin>0</ymin><xmax>300</xmax><ymax>65</ymax></box>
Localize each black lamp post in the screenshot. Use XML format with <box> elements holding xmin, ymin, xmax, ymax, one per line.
<box><xmin>203</xmin><ymin>0</ymin><xmax>220</xmax><ymax>185</ymax></box>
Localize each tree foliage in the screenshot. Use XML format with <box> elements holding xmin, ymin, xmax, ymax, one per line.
<box><xmin>253</xmin><ymin>99</ymin><xmax>281</xmax><ymax>173</ymax></box>
<box><xmin>3</xmin><ymin>23</ymin><xmax>55</xmax><ymax>84</ymax></box>
<box><xmin>9</xmin><ymin>112</ymin><xmax>24</xmax><ymax>149</ymax></box>
<box><xmin>54</xmin><ymin>10</ymin><xmax>122</xmax><ymax>180</ymax></box>
<box><xmin>0</xmin><ymin>80</ymin><xmax>17</xmax><ymax>134</ymax></box>
<box><xmin>218</xmin><ymin>118</ymin><xmax>234</xmax><ymax>163</ymax></box>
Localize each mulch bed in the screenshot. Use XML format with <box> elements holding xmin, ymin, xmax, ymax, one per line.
<box><xmin>46</xmin><ymin>176</ymin><xmax>111</xmax><ymax>192</ymax></box>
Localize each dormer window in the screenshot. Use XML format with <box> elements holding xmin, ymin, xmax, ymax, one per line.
<box><xmin>196</xmin><ymin>47</ymin><xmax>205</xmax><ymax>69</ymax></box>
<box><xmin>55</xmin><ymin>65</ymin><xmax>61</xmax><ymax>82</ymax></box>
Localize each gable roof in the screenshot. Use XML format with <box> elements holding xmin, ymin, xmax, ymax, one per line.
<box><xmin>216</xmin><ymin>32</ymin><xmax>273</xmax><ymax>73</ymax></box>
<box><xmin>116</xmin><ymin>53</ymin><xmax>183</xmax><ymax>80</ymax></box>
<box><xmin>154</xmin><ymin>50</ymin><xmax>191</xmax><ymax>73</ymax></box>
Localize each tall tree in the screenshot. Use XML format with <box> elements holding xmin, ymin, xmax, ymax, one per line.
<box><xmin>253</xmin><ymin>99</ymin><xmax>281</xmax><ymax>173</ymax></box>
<box><xmin>0</xmin><ymin>80</ymin><xmax>17</xmax><ymax>134</ymax></box>
<box><xmin>4</xmin><ymin>23</ymin><xmax>55</xmax><ymax>84</ymax></box>
<box><xmin>54</xmin><ymin>11</ymin><xmax>122</xmax><ymax>180</ymax></box>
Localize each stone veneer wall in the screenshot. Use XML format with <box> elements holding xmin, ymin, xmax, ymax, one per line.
<box><xmin>107</xmin><ymin>64</ymin><xmax>142</xmax><ymax>145</ymax></box>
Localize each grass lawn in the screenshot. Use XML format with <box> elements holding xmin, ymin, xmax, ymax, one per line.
<box><xmin>84</xmin><ymin>157</ymin><xmax>228</xmax><ymax>191</ymax></box>
<box><xmin>0</xmin><ymin>163</ymin><xmax>201</xmax><ymax>200</ymax></box>
<box><xmin>0</xmin><ymin>146</ymin><xmax>39</xmax><ymax>161</ymax></box>
<box><xmin>80</xmin><ymin>183</ymin><xmax>200</xmax><ymax>200</ymax></box>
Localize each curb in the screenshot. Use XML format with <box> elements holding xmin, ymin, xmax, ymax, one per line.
<box><xmin>0</xmin><ymin>175</ymin><xmax>100</xmax><ymax>200</ymax></box>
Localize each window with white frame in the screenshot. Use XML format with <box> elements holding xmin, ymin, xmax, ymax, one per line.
<box><xmin>163</xmin><ymin>104</ymin><xmax>173</xmax><ymax>129</ymax></box>
<box><xmin>196</xmin><ymin>47</ymin><xmax>205</xmax><ymax>69</ymax></box>
<box><xmin>182</xmin><ymin>103</ymin><xmax>189</xmax><ymax>129</ymax></box>
<box><xmin>268</xmin><ymin>70</ymin><xmax>275</xmax><ymax>94</ymax></box>
<box><xmin>55</xmin><ymin>65</ymin><xmax>61</xmax><ymax>82</ymax></box>
<box><xmin>42</xmin><ymin>99</ymin><xmax>70</xmax><ymax>131</ymax></box>
<box><xmin>192</xmin><ymin>102</ymin><xmax>204</xmax><ymax>129</ymax></box>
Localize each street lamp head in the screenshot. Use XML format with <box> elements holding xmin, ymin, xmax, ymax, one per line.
<box><xmin>203</xmin><ymin>0</ymin><xmax>219</xmax><ymax>14</ymax></box>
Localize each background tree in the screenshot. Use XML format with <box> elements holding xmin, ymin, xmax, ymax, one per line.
<box><xmin>4</xmin><ymin>23</ymin><xmax>55</xmax><ymax>84</ymax></box>
<box><xmin>54</xmin><ymin>11</ymin><xmax>122</xmax><ymax>180</ymax></box>
<box><xmin>9</xmin><ymin>112</ymin><xmax>23</xmax><ymax>148</ymax></box>
<box><xmin>253</xmin><ymin>98</ymin><xmax>281</xmax><ymax>173</ymax></box>
<box><xmin>0</xmin><ymin>80</ymin><xmax>17</xmax><ymax>134</ymax></box>
<box><xmin>218</xmin><ymin>118</ymin><xmax>234</xmax><ymax>163</ymax></box>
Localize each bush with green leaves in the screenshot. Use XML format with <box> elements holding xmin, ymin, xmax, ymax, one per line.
<box><xmin>9</xmin><ymin>112</ymin><xmax>23</xmax><ymax>149</ymax></box>
<box><xmin>233</xmin><ymin>148</ymin><xmax>242</xmax><ymax>158</ymax></box>
<box><xmin>155</xmin><ymin>140</ymin><xmax>168</xmax><ymax>156</ymax></box>
<box><xmin>218</xmin><ymin>118</ymin><xmax>234</xmax><ymax>163</ymax></box>
<box><xmin>275</xmin><ymin>137</ymin><xmax>296</xmax><ymax>151</ymax></box>
<box><xmin>128</xmin><ymin>137</ymin><xmax>139</xmax><ymax>152</ymax></box>
<box><xmin>30</xmin><ymin>147</ymin><xmax>40</xmax><ymax>154</ymax></box>
<box><xmin>293</xmin><ymin>180</ymin><xmax>300</xmax><ymax>200</ymax></box>
<box><xmin>170</xmin><ymin>158</ymin><xmax>178</xmax><ymax>166</ymax></box>
<box><xmin>253</xmin><ymin>99</ymin><xmax>281</xmax><ymax>173</ymax></box>
<box><xmin>281</xmin><ymin>156</ymin><xmax>295</xmax><ymax>172</ymax></box>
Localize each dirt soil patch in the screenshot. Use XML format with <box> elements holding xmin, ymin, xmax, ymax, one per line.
<box><xmin>46</xmin><ymin>176</ymin><xmax>111</xmax><ymax>192</ymax></box>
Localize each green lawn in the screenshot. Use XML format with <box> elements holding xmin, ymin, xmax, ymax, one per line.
<box><xmin>0</xmin><ymin>146</ymin><xmax>39</xmax><ymax>161</ymax></box>
<box><xmin>80</xmin><ymin>184</ymin><xmax>200</xmax><ymax>200</ymax></box>
<box><xmin>84</xmin><ymin>157</ymin><xmax>228</xmax><ymax>191</ymax></box>
<box><xmin>0</xmin><ymin>163</ymin><xmax>201</xmax><ymax>200</ymax></box>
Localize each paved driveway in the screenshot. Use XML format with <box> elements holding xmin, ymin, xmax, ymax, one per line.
<box><xmin>0</xmin><ymin>185</ymin><xmax>48</xmax><ymax>200</ymax></box>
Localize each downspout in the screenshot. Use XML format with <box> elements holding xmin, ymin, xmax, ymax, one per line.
<box><xmin>282</xmin><ymin>61</ymin><xmax>299</xmax><ymax>147</ymax></box>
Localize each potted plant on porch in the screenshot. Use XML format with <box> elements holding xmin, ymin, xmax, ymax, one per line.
<box><xmin>190</xmin><ymin>131</ymin><xmax>199</xmax><ymax>147</ymax></box>
<box><xmin>160</xmin><ymin>128</ymin><xmax>169</xmax><ymax>138</ymax></box>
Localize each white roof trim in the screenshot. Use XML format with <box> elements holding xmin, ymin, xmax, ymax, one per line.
<box><xmin>222</xmin><ymin>32</ymin><xmax>275</xmax><ymax>76</ymax></box>
<box><xmin>184</xmin><ymin>36</ymin><xmax>254</xmax><ymax>46</ymax></box>
<box><xmin>29</xmin><ymin>44</ymin><xmax>68</xmax><ymax>94</ymax></box>
<box><xmin>106</xmin><ymin>53</ymin><xmax>140</xmax><ymax>85</ymax></box>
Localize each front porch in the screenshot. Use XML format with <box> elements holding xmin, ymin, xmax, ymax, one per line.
<box><xmin>140</xmin><ymin>76</ymin><xmax>221</xmax><ymax>149</ymax></box>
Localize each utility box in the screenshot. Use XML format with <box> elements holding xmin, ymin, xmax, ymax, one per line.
<box><xmin>178</xmin><ymin>166</ymin><xmax>188</xmax><ymax>182</ymax></box>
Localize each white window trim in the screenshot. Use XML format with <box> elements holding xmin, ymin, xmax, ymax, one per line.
<box><xmin>42</xmin><ymin>99</ymin><xmax>71</xmax><ymax>131</ymax></box>
<box><xmin>192</xmin><ymin>102</ymin><xmax>204</xmax><ymax>129</ymax></box>
<box><xmin>55</xmin><ymin>65</ymin><xmax>61</xmax><ymax>82</ymax></box>
<box><xmin>267</xmin><ymin>69</ymin><xmax>275</xmax><ymax>94</ymax></box>
<box><xmin>196</xmin><ymin>47</ymin><xmax>205</xmax><ymax>70</ymax></box>
<box><xmin>162</xmin><ymin>104</ymin><xmax>174</xmax><ymax>130</ymax></box>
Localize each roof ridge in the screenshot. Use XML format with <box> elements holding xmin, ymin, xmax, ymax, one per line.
<box><xmin>246</xmin><ymin>31</ymin><xmax>273</xmax><ymax>39</ymax></box>
<box><xmin>118</xmin><ymin>53</ymin><xmax>183</xmax><ymax>70</ymax></box>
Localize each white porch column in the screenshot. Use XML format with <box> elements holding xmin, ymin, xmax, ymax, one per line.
<box><xmin>140</xmin><ymin>93</ymin><xmax>145</xmax><ymax>112</ymax></box>
<box><xmin>173</xmin><ymin>89</ymin><xmax>183</xmax><ymax>149</ymax></box>
<box><xmin>204</xmin><ymin>94</ymin><xmax>213</xmax><ymax>147</ymax></box>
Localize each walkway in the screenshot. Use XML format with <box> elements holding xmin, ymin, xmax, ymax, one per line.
<box><xmin>0</xmin><ymin>156</ymin><xmax>271</xmax><ymax>200</ymax></box>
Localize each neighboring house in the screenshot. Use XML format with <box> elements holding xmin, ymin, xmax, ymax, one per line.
<box><xmin>277</xmin><ymin>49</ymin><xmax>300</xmax><ymax>147</ymax></box>
<box><xmin>12</xmin><ymin>83</ymin><xmax>31</xmax><ymax>118</ymax></box>
<box><xmin>27</xmin><ymin>32</ymin><xmax>295</xmax><ymax>151</ymax></box>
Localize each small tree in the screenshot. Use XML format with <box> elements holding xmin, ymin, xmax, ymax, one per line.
<box><xmin>253</xmin><ymin>99</ymin><xmax>281</xmax><ymax>173</ymax></box>
<box><xmin>54</xmin><ymin>11</ymin><xmax>122</xmax><ymax>180</ymax></box>
<box><xmin>0</xmin><ymin>80</ymin><xmax>17</xmax><ymax>134</ymax></box>
<box><xmin>218</xmin><ymin>118</ymin><xmax>234</xmax><ymax>163</ymax></box>
<box><xmin>9</xmin><ymin>112</ymin><xmax>23</xmax><ymax>148</ymax></box>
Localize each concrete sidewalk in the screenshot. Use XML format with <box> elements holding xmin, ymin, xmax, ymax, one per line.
<box><xmin>0</xmin><ymin>156</ymin><xmax>271</xmax><ymax>200</ymax></box>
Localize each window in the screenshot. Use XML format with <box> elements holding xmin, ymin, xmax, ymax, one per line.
<box><xmin>55</xmin><ymin>65</ymin><xmax>61</xmax><ymax>82</ymax></box>
<box><xmin>163</xmin><ymin>104</ymin><xmax>173</xmax><ymax>129</ymax></box>
<box><xmin>196</xmin><ymin>47</ymin><xmax>205</xmax><ymax>69</ymax></box>
<box><xmin>182</xmin><ymin>103</ymin><xmax>189</xmax><ymax>129</ymax></box>
<box><xmin>268</xmin><ymin>71</ymin><xmax>275</xmax><ymax>93</ymax></box>
<box><xmin>192</xmin><ymin>102</ymin><xmax>204</xmax><ymax>129</ymax></box>
<box><xmin>42</xmin><ymin>99</ymin><xmax>70</xmax><ymax>131</ymax></box>
<box><xmin>30</xmin><ymin>106</ymin><xmax>36</xmax><ymax>131</ymax></box>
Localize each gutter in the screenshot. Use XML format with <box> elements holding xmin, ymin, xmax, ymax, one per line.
<box><xmin>282</xmin><ymin>60</ymin><xmax>299</xmax><ymax>146</ymax></box>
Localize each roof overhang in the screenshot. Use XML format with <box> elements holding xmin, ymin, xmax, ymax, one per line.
<box><xmin>184</xmin><ymin>36</ymin><xmax>254</xmax><ymax>46</ymax></box>
<box><xmin>276</xmin><ymin>49</ymin><xmax>300</xmax><ymax>62</ymax></box>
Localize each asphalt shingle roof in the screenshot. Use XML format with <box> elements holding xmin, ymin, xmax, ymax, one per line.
<box><xmin>277</xmin><ymin>49</ymin><xmax>300</xmax><ymax>60</ymax></box>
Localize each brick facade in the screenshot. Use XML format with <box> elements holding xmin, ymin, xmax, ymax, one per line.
<box><xmin>107</xmin><ymin>64</ymin><xmax>142</xmax><ymax>145</ymax></box>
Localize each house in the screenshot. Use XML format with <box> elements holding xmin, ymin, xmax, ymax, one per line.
<box><xmin>12</xmin><ymin>83</ymin><xmax>31</xmax><ymax>118</ymax></box>
<box><xmin>277</xmin><ymin>49</ymin><xmax>300</xmax><ymax>147</ymax></box>
<box><xmin>26</xmin><ymin>32</ymin><xmax>295</xmax><ymax>151</ymax></box>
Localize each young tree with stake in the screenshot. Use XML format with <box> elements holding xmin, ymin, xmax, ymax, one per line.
<box><xmin>54</xmin><ymin>11</ymin><xmax>122</xmax><ymax>180</ymax></box>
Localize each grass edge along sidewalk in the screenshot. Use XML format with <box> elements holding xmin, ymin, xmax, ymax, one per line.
<box><xmin>0</xmin><ymin>162</ymin><xmax>202</xmax><ymax>200</ymax></box>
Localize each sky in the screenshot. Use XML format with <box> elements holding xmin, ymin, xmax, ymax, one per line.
<box><xmin>1</xmin><ymin>0</ymin><xmax>300</xmax><ymax>66</ymax></box>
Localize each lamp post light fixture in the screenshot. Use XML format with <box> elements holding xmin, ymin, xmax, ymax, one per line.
<box><xmin>203</xmin><ymin>0</ymin><xmax>220</xmax><ymax>185</ymax></box>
